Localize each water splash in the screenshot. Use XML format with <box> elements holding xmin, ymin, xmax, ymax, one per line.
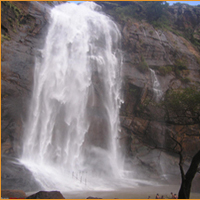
<box><xmin>20</xmin><ymin>2</ymin><xmax>125</xmax><ymax>191</ymax></box>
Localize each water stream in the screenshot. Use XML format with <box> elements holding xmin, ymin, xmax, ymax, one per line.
<box><xmin>20</xmin><ymin>2</ymin><xmax>126</xmax><ymax>191</ymax></box>
<box><xmin>150</xmin><ymin>68</ymin><xmax>163</xmax><ymax>102</ymax></box>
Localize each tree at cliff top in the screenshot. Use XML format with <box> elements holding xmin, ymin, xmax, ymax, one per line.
<box><xmin>98</xmin><ymin>1</ymin><xmax>200</xmax><ymax>49</ymax></box>
<box><xmin>144</xmin><ymin>1</ymin><xmax>169</xmax><ymax>22</ymax></box>
<box><xmin>98</xmin><ymin>1</ymin><xmax>170</xmax><ymax>27</ymax></box>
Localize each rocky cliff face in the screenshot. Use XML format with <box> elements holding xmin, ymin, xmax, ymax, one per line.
<box><xmin>1</xmin><ymin>1</ymin><xmax>50</xmax><ymax>156</ymax></box>
<box><xmin>120</xmin><ymin>6</ymin><xmax>200</xmax><ymax>158</ymax></box>
<box><xmin>1</xmin><ymin>1</ymin><xmax>55</xmax><ymax>190</ymax></box>
<box><xmin>1</xmin><ymin>1</ymin><xmax>200</xmax><ymax>191</ymax></box>
<box><xmin>97</xmin><ymin>1</ymin><xmax>200</xmax><ymax>190</ymax></box>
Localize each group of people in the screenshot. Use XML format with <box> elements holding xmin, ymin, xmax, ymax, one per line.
<box><xmin>170</xmin><ymin>193</ymin><xmax>178</xmax><ymax>199</ymax></box>
<box><xmin>148</xmin><ymin>192</ymin><xmax>178</xmax><ymax>199</ymax></box>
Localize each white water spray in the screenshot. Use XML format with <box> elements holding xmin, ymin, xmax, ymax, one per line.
<box><xmin>150</xmin><ymin>69</ymin><xmax>163</xmax><ymax>102</ymax></box>
<box><xmin>20</xmin><ymin>2</ymin><xmax>125</xmax><ymax>191</ymax></box>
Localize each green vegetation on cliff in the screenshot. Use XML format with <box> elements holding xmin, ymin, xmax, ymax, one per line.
<box><xmin>106</xmin><ymin>1</ymin><xmax>169</xmax><ymax>25</ymax></box>
<box><xmin>162</xmin><ymin>87</ymin><xmax>200</xmax><ymax>125</ymax></box>
<box><xmin>137</xmin><ymin>55</ymin><xmax>149</xmax><ymax>72</ymax></box>
<box><xmin>1</xmin><ymin>34</ymin><xmax>11</xmax><ymax>43</ymax></box>
<box><xmin>2</xmin><ymin>1</ymin><xmax>22</xmax><ymax>18</ymax></box>
<box><xmin>98</xmin><ymin>1</ymin><xmax>200</xmax><ymax>49</ymax></box>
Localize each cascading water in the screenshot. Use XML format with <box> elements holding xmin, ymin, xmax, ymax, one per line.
<box><xmin>20</xmin><ymin>2</ymin><xmax>125</xmax><ymax>191</ymax></box>
<box><xmin>150</xmin><ymin>69</ymin><xmax>163</xmax><ymax>102</ymax></box>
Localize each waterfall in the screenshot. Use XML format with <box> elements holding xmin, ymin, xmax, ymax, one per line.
<box><xmin>155</xmin><ymin>30</ymin><xmax>161</xmax><ymax>43</ymax></box>
<box><xmin>20</xmin><ymin>2</ymin><xmax>124</xmax><ymax>191</ymax></box>
<box><xmin>150</xmin><ymin>69</ymin><xmax>163</xmax><ymax>102</ymax></box>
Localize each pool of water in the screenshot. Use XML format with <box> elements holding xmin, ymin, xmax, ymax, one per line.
<box><xmin>61</xmin><ymin>185</ymin><xmax>199</xmax><ymax>199</ymax></box>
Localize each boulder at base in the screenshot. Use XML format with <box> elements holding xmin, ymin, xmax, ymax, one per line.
<box><xmin>1</xmin><ymin>189</ymin><xmax>27</xmax><ymax>199</ymax></box>
<box><xmin>26</xmin><ymin>191</ymin><xmax>65</xmax><ymax>199</ymax></box>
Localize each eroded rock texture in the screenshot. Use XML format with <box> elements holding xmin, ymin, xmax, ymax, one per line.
<box><xmin>1</xmin><ymin>1</ymin><xmax>52</xmax><ymax>191</ymax></box>
<box><xmin>98</xmin><ymin>1</ymin><xmax>200</xmax><ymax>191</ymax></box>
<box><xmin>1</xmin><ymin>1</ymin><xmax>200</xmax><ymax>192</ymax></box>
<box><xmin>1</xmin><ymin>1</ymin><xmax>51</xmax><ymax>156</ymax></box>
<box><xmin>26</xmin><ymin>191</ymin><xmax>65</xmax><ymax>199</ymax></box>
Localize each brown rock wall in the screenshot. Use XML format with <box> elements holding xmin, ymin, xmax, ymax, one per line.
<box><xmin>1</xmin><ymin>1</ymin><xmax>200</xmax><ymax>191</ymax></box>
<box><xmin>115</xmin><ymin>5</ymin><xmax>200</xmax><ymax>189</ymax></box>
<box><xmin>1</xmin><ymin>1</ymin><xmax>49</xmax><ymax>155</ymax></box>
<box><xmin>1</xmin><ymin>189</ymin><xmax>27</xmax><ymax>199</ymax></box>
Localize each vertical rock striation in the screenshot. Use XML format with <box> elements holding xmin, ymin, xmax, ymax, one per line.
<box><xmin>1</xmin><ymin>1</ymin><xmax>200</xmax><ymax>192</ymax></box>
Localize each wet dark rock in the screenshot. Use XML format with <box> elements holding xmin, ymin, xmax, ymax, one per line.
<box><xmin>26</xmin><ymin>191</ymin><xmax>65</xmax><ymax>199</ymax></box>
<box><xmin>1</xmin><ymin>1</ymin><xmax>200</xmax><ymax>193</ymax></box>
<box><xmin>1</xmin><ymin>156</ymin><xmax>41</xmax><ymax>192</ymax></box>
<box><xmin>1</xmin><ymin>2</ymin><xmax>51</xmax><ymax>192</ymax></box>
<box><xmin>1</xmin><ymin>1</ymin><xmax>49</xmax><ymax>156</ymax></box>
<box><xmin>2</xmin><ymin>1</ymin><xmax>200</xmax><ymax>160</ymax></box>
<box><xmin>1</xmin><ymin>189</ymin><xmax>27</xmax><ymax>199</ymax></box>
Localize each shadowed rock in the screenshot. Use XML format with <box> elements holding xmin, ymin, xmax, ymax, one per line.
<box><xmin>26</xmin><ymin>191</ymin><xmax>65</xmax><ymax>199</ymax></box>
<box><xmin>1</xmin><ymin>189</ymin><xmax>27</xmax><ymax>199</ymax></box>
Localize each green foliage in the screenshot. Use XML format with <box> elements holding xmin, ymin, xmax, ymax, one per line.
<box><xmin>181</xmin><ymin>77</ymin><xmax>191</xmax><ymax>84</ymax></box>
<box><xmin>149</xmin><ymin>30</ymin><xmax>153</xmax><ymax>35</ymax></box>
<box><xmin>113</xmin><ymin>4</ymin><xmax>144</xmax><ymax>22</ymax></box>
<box><xmin>109</xmin><ymin>1</ymin><xmax>170</xmax><ymax>28</ymax></box>
<box><xmin>171</xmin><ymin>29</ymin><xmax>182</xmax><ymax>36</ymax></box>
<box><xmin>174</xmin><ymin>2</ymin><xmax>182</xmax><ymax>6</ymax></box>
<box><xmin>174</xmin><ymin>69</ymin><xmax>181</xmax><ymax>77</ymax></box>
<box><xmin>150</xmin><ymin>13</ymin><xmax>171</xmax><ymax>29</ymax></box>
<box><xmin>129</xmin><ymin>88</ymin><xmax>137</xmax><ymax>94</ymax></box>
<box><xmin>162</xmin><ymin>87</ymin><xmax>200</xmax><ymax>124</ymax></box>
<box><xmin>1</xmin><ymin>34</ymin><xmax>11</xmax><ymax>43</ymax></box>
<box><xmin>145</xmin><ymin>1</ymin><xmax>169</xmax><ymax>20</ymax></box>
<box><xmin>104</xmin><ymin>1</ymin><xmax>199</xmax><ymax>48</ymax></box>
<box><xmin>2</xmin><ymin>94</ymin><xmax>9</xmax><ymax>100</ymax></box>
<box><xmin>180</xmin><ymin>26</ymin><xmax>200</xmax><ymax>50</ymax></box>
<box><xmin>138</xmin><ymin>97</ymin><xmax>151</xmax><ymax>113</ymax></box>
<box><xmin>190</xmin><ymin>36</ymin><xmax>200</xmax><ymax>50</ymax></box>
<box><xmin>166</xmin><ymin>88</ymin><xmax>200</xmax><ymax>111</ymax></box>
<box><xmin>137</xmin><ymin>56</ymin><xmax>149</xmax><ymax>72</ymax></box>
<box><xmin>159</xmin><ymin>66</ymin><xmax>173</xmax><ymax>76</ymax></box>
<box><xmin>196</xmin><ymin>56</ymin><xmax>200</xmax><ymax>65</ymax></box>
<box><xmin>144</xmin><ymin>1</ymin><xmax>169</xmax><ymax>28</ymax></box>
<box><xmin>174</xmin><ymin>59</ymin><xmax>188</xmax><ymax>70</ymax></box>
<box><xmin>2</xmin><ymin>1</ymin><xmax>23</xmax><ymax>30</ymax></box>
<box><xmin>138</xmin><ymin>103</ymin><xmax>145</xmax><ymax>112</ymax></box>
<box><xmin>143</xmin><ymin>97</ymin><xmax>151</xmax><ymax>106</ymax></box>
<box><xmin>7</xmin><ymin>17</ymin><xmax>12</xmax><ymax>23</ymax></box>
<box><xmin>139</xmin><ymin>38</ymin><xmax>143</xmax><ymax>44</ymax></box>
<box><xmin>46</xmin><ymin>1</ymin><xmax>54</xmax><ymax>6</ymax></box>
<box><xmin>2</xmin><ymin>1</ymin><xmax>21</xmax><ymax>18</ymax></box>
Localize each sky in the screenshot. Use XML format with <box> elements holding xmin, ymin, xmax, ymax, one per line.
<box><xmin>69</xmin><ymin>1</ymin><xmax>200</xmax><ymax>6</ymax></box>
<box><xmin>167</xmin><ymin>1</ymin><xmax>200</xmax><ymax>5</ymax></box>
